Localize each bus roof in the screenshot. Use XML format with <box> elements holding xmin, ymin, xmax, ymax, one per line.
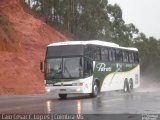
<box><xmin>48</xmin><ymin>40</ymin><xmax>138</xmax><ymax>51</ymax></box>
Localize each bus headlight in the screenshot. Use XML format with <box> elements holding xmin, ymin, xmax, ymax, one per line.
<box><xmin>46</xmin><ymin>89</ymin><xmax>51</xmax><ymax>92</ymax></box>
<box><xmin>79</xmin><ymin>82</ymin><xmax>83</xmax><ymax>86</ymax></box>
<box><xmin>76</xmin><ymin>88</ymin><xmax>81</xmax><ymax>92</ymax></box>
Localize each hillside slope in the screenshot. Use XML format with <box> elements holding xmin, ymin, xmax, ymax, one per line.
<box><xmin>0</xmin><ymin>0</ymin><xmax>67</xmax><ymax>94</ymax></box>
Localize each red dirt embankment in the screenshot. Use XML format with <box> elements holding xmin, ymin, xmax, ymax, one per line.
<box><xmin>0</xmin><ymin>0</ymin><xmax>67</xmax><ymax>95</ymax></box>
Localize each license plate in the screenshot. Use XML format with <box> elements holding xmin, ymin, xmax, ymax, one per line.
<box><xmin>60</xmin><ymin>89</ymin><xmax>66</xmax><ymax>91</ymax></box>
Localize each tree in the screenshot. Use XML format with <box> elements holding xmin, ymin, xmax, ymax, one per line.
<box><xmin>21</xmin><ymin>0</ymin><xmax>160</xmax><ymax>80</ymax></box>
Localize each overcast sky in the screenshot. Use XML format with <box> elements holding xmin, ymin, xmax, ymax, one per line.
<box><xmin>108</xmin><ymin>0</ymin><xmax>160</xmax><ymax>39</ymax></box>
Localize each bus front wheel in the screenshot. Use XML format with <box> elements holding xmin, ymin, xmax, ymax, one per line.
<box><xmin>129</xmin><ymin>79</ymin><xmax>133</xmax><ymax>91</ymax></box>
<box><xmin>59</xmin><ymin>94</ymin><xmax>67</xmax><ymax>99</ymax></box>
<box><xmin>123</xmin><ymin>80</ymin><xmax>129</xmax><ymax>92</ymax></box>
<box><xmin>90</xmin><ymin>81</ymin><xmax>99</xmax><ymax>97</ymax></box>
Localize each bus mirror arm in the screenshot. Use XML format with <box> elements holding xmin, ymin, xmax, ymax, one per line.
<box><xmin>40</xmin><ymin>60</ymin><xmax>44</xmax><ymax>73</ymax></box>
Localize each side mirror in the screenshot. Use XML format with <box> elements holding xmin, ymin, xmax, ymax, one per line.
<box><xmin>40</xmin><ymin>60</ymin><xmax>43</xmax><ymax>72</ymax></box>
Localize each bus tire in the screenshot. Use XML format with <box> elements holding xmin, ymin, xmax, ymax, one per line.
<box><xmin>59</xmin><ymin>94</ymin><xmax>67</xmax><ymax>99</ymax></box>
<box><xmin>123</xmin><ymin>79</ymin><xmax>129</xmax><ymax>93</ymax></box>
<box><xmin>90</xmin><ymin>81</ymin><xmax>99</xmax><ymax>97</ymax></box>
<box><xmin>129</xmin><ymin>79</ymin><xmax>133</xmax><ymax>91</ymax></box>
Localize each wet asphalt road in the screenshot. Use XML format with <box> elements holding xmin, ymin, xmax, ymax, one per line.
<box><xmin>0</xmin><ymin>88</ymin><xmax>160</xmax><ymax>119</ymax></box>
<box><xmin>0</xmin><ymin>88</ymin><xmax>160</xmax><ymax>114</ymax></box>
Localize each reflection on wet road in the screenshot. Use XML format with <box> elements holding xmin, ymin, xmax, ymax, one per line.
<box><xmin>77</xmin><ymin>100</ymin><xmax>82</xmax><ymax>114</ymax></box>
<box><xmin>47</xmin><ymin>100</ymin><xmax>51</xmax><ymax>113</ymax></box>
<box><xmin>0</xmin><ymin>88</ymin><xmax>160</xmax><ymax>114</ymax></box>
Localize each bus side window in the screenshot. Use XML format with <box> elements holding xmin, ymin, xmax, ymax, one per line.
<box><xmin>94</xmin><ymin>47</ymin><xmax>101</xmax><ymax>60</ymax></box>
<box><xmin>123</xmin><ymin>51</ymin><xmax>129</xmax><ymax>62</ymax></box>
<box><xmin>101</xmin><ymin>48</ymin><xmax>109</xmax><ymax>61</ymax></box>
<box><xmin>112</xmin><ymin>49</ymin><xmax>116</xmax><ymax>61</ymax></box>
<box><xmin>88</xmin><ymin>46</ymin><xmax>93</xmax><ymax>58</ymax></box>
<box><xmin>129</xmin><ymin>52</ymin><xmax>134</xmax><ymax>63</ymax></box>
<box><xmin>85</xmin><ymin>45</ymin><xmax>93</xmax><ymax>59</ymax></box>
<box><xmin>134</xmin><ymin>52</ymin><xmax>139</xmax><ymax>63</ymax></box>
<box><xmin>109</xmin><ymin>48</ymin><xmax>113</xmax><ymax>61</ymax></box>
<box><xmin>84</xmin><ymin>59</ymin><xmax>93</xmax><ymax>77</ymax></box>
<box><xmin>116</xmin><ymin>49</ymin><xmax>123</xmax><ymax>62</ymax></box>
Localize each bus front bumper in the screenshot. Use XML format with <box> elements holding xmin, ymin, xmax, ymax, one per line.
<box><xmin>45</xmin><ymin>86</ymin><xmax>90</xmax><ymax>94</ymax></box>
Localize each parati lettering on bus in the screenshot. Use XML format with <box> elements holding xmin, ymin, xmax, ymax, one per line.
<box><xmin>96</xmin><ymin>63</ymin><xmax>112</xmax><ymax>72</ymax></box>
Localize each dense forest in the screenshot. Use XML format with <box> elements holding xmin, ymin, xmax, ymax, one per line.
<box><xmin>22</xmin><ymin>0</ymin><xmax>160</xmax><ymax>81</ymax></box>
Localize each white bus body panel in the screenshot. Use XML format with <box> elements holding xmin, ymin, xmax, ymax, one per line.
<box><xmin>101</xmin><ymin>65</ymin><xmax>140</xmax><ymax>91</ymax></box>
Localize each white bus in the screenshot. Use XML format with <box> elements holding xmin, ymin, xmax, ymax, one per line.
<box><xmin>40</xmin><ymin>40</ymin><xmax>140</xmax><ymax>99</ymax></box>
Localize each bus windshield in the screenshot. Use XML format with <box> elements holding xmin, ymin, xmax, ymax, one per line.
<box><xmin>45</xmin><ymin>57</ymin><xmax>83</xmax><ymax>79</ymax></box>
